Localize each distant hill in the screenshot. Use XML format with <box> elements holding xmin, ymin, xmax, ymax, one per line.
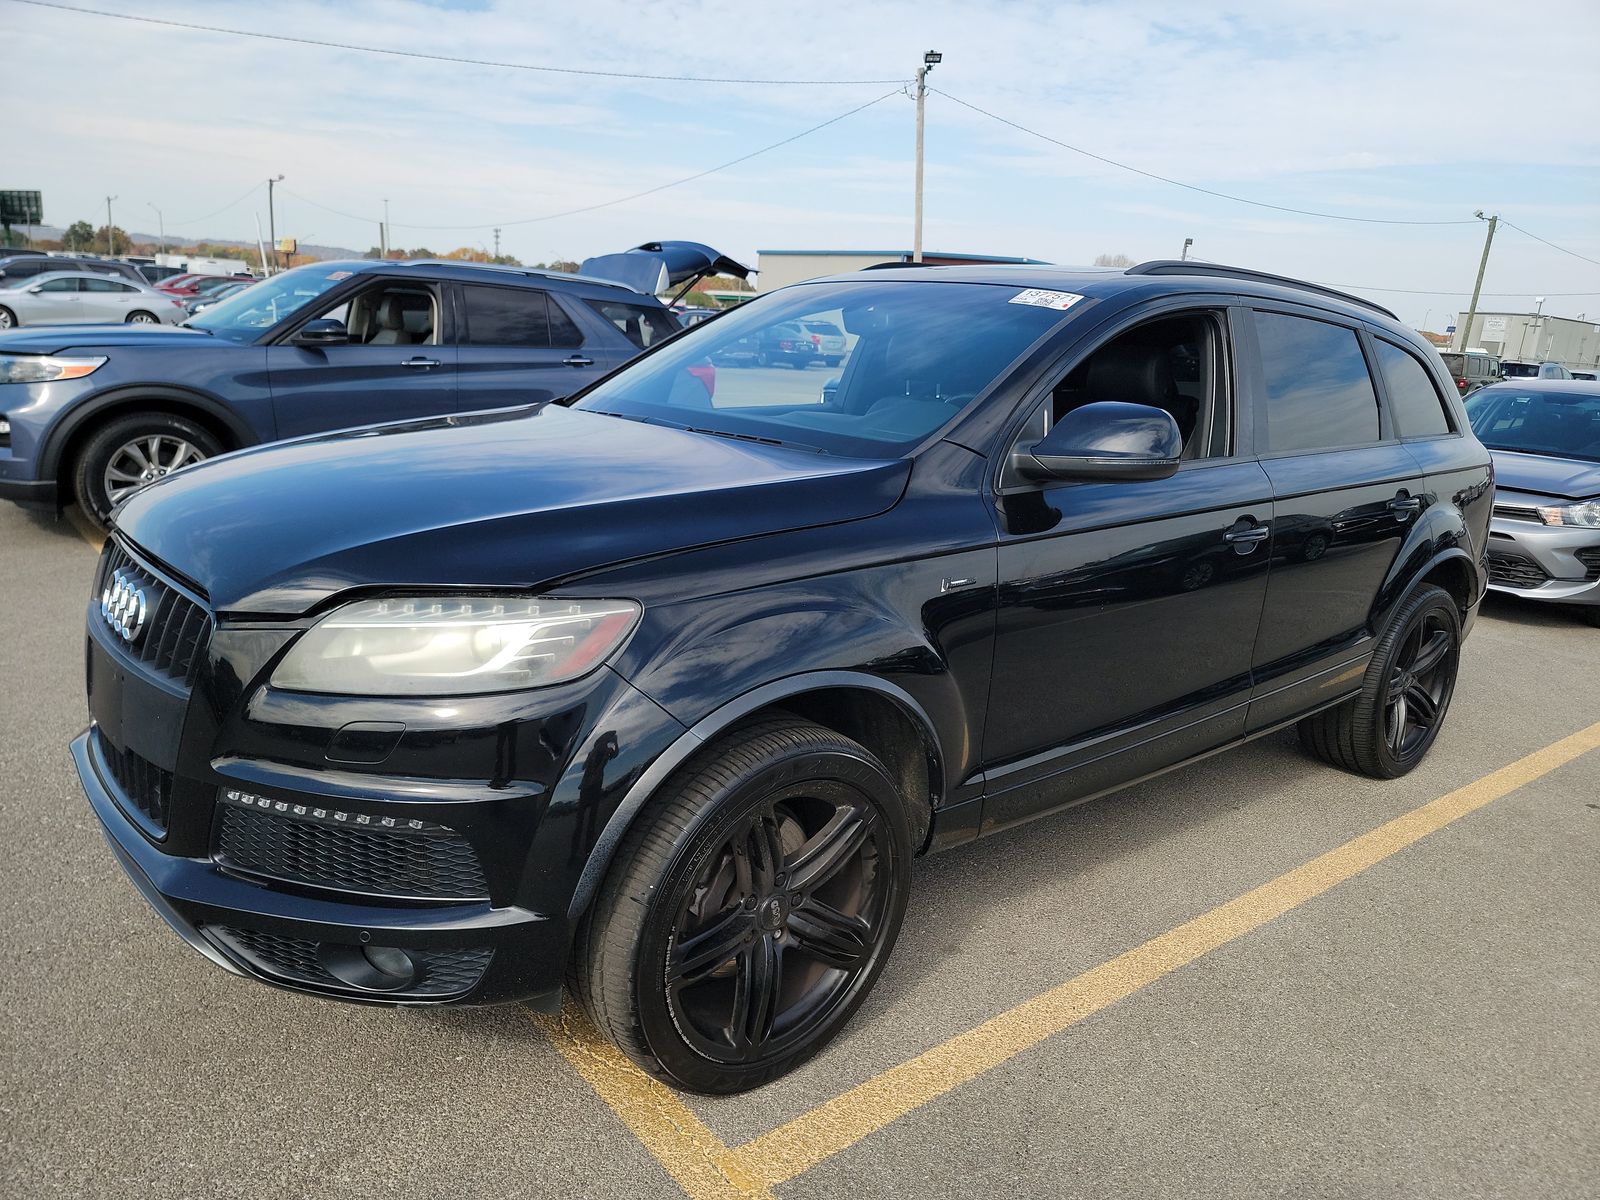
<box><xmin>15</xmin><ymin>224</ymin><xmax>364</xmax><ymax>261</ymax></box>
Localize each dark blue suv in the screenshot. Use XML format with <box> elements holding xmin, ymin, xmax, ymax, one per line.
<box><xmin>0</xmin><ymin>246</ymin><xmax>740</xmax><ymax>528</ymax></box>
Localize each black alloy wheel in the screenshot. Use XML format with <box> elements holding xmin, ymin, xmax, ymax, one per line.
<box><xmin>1298</xmin><ymin>583</ymin><xmax>1461</xmax><ymax>778</ymax></box>
<box><xmin>575</xmin><ymin>719</ymin><xmax>912</xmax><ymax>1093</ymax></box>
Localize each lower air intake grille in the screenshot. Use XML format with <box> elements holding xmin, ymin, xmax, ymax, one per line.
<box><xmin>1487</xmin><ymin>551</ymin><xmax>1550</xmax><ymax>590</ymax></box>
<box><xmin>205</xmin><ymin>926</ymin><xmax>493</xmax><ymax>999</ymax></box>
<box><xmin>99</xmin><ymin>740</ymin><xmax>174</xmax><ymax>832</ymax></box>
<box><xmin>214</xmin><ymin>796</ymin><xmax>489</xmax><ymax>901</ymax></box>
<box><xmin>1576</xmin><ymin>547</ymin><xmax>1600</xmax><ymax>582</ymax></box>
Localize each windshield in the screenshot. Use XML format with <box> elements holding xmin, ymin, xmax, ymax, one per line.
<box><xmin>572</xmin><ymin>280</ymin><xmax>1074</xmax><ymax>457</ymax></box>
<box><xmin>1466</xmin><ymin>387</ymin><xmax>1600</xmax><ymax>461</ymax></box>
<box><xmin>185</xmin><ymin>264</ymin><xmax>354</xmax><ymax>342</ymax></box>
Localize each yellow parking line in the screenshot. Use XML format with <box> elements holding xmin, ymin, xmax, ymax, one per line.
<box><xmin>530</xmin><ymin>1004</ymin><xmax>775</xmax><ymax>1200</ymax></box>
<box><xmin>65</xmin><ymin>505</ymin><xmax>104</xmax><ymax>551</ymax></box>
<box><xmin>539</xmin><ymin>720</ymin><xmax>1600</xmax><ymax>1199</ymax></box>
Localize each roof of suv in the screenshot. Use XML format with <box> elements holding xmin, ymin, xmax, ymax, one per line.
<box><xmin>331</xmin><ymin>258</ymin><xmax>646</xmax><ymax>297</ymax></box>
<box><xmin>816</xmin><ymin>258</ymin><xmax>1405</xmax><ymax>330</ymax></box>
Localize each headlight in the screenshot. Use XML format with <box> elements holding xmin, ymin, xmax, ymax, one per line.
<box><xmin>1536</xmin><ymin>500</ymin><xmax>1600</xmax><ymax>528</ymax></box>
<box><xmin>270</xmin><ymin>596</ymin><xmax>641</xmax><ymax>696</ymax></box>
<box><xmin>0</xmin><ymin>354</ymin><xmax>108</xmax><ymax>384</ymax></box>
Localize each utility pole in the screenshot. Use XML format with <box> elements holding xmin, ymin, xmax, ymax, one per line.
<box><xmin>913</xmin><ymin>50</ymin><xmax>941</xmax><ymax>263</ymax></box>
<box><xmin>148</xmin><ymin>202</ymin><xmax>165</xmax><ymax>257</ymax></box>
<box><xmin>104</xmin><ymin>195</ymin><xmax>118</xmax><ymax>256</ymax></box>
<box><xmin>1181</xmin><ymin>237</ymin><xmax>1193</xmax><ymax>261</ymax></box>
<box><xmin>266</xmin><ymin>174</ymin><xmax>284</xmax><ymax>274</ymax></box>
<box><xmin>493</xmin><ymin>227</ymin><xmax>501</xmax><ymax>259</ymax></box>
<box><xmin>383</xmin><ymin>198</ymin><xmax>391</xmax><ymax>259</ymax></box>
<box><xmin>1458</xmin><ymin>210</ymin><xmax>1497</xmax><ymax>352</ymax></box>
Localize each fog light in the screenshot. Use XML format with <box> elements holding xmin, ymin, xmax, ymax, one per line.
<box><xmin>318</xmin><ymin>942</ymin><xmax>417</xmax><ymax>992</ymax></box>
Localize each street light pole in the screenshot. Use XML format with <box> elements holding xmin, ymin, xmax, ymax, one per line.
<box><xmin>1181</xmin><ymin>237</ymin><xmax>1193</xmax><ymax>261</ymax></box>
<box><xmin>148</xmin><ymin>202</ymin><xmax>165</xmax><ymax>257</ymax></box>
<box><xmin>382</xmin><ymin>198</ymin><xmax>391</xmax><ymax>259</ymax></box>
<box><xmin>104</xmin><ymin>195</ymin><xmax>118</xmax><ymax>256</ymax></box>
<box><xmin>267</xmin><ymin>174</ymin><xmax>284</xmax><ymax>274</ymax></box>
<box><xmin>913</xmin><ymin>50</ymin><xmax>941</xmax><ymax>263</ymax></box>
<box><xmin>1458</xmin><ymin>210</ymin><xmax>1497</xmax><ymax>353</ymax></box>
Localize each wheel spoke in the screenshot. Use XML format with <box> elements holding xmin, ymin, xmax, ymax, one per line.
<box><xmin>729</xmin><ymin>934</ymin><xmax>781</xmax><ymax>1057</ymax></box>
<box><xmin>1388</xmin><ymin>695</ymin><xmax>1408</xmax><ymax>751</ymax></box>
<box><xmin>1404</xmin><ymin>684</ymin><xmax>1440</xmax><ymax>726</ymax></box>
<box><xmin>1410</xmin><ymin>631</ymin><xmax>1451</xmax><ymax>677</ymax></box>
<box><xmin>787</xmin><ymin>806</ymin><xmax>874</xmax><ymax>893</ymax></box>
<box><xmin>105</xmin><ymin>466</ymin><xmax>143</xmax><ymax>484</ymax></box>
<box><xmin>787</xmin><ymin>898</ymin><xmax>872</xmax><ymax>971</ymax></box>
<box><xmin>119</xmin><ymin>443</ymin><xmax>151</xmax><ymax>473</ymax></box>
<box><xmin>667</xmin><ymin>905</ymin><xmax>757</xmax><ymax>988</ymax></box>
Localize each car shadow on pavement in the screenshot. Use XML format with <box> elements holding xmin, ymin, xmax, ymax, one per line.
<box><xmin>1478</xmin><ymin>592</ymin><xmax>1593</xmax><ymax>631</ymax></box>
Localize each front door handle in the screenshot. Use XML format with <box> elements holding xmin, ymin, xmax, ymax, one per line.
<box><xmin>401</xmin><ymin>357</ymin><xmax>441</xmax><ymax>369</ymax></box>
<box><xmin>1388</xmin><ymin>494</ymin><xmax>1422</xmax><ymax>519</ymax></box>
<box><xmin>1223</xmin><ymin>523</ymin><xmax>1270</xmax><ymax>546</ymax></box>
<box><xmin>563</xmin><ymin>354</ymin><xmax>595</xmax><ymax>368</ymax></box>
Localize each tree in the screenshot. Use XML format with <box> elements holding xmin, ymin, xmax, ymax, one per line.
<box><xmin>94</xmin><ymin>225</ymin><xmax>131</xmax><ymax>256</ymax></box>
<box><xmin>64</xmin><ymin>220</ymin><xmax>95</xmax><ymax>252</ymax></box>
<box><xmin>443</xmin><ymin>246</ymin><xmax>493</xmax><ymax>263</ymax></box>
<box><xmin>1093</xmin><ymin>253</ymin><xmax>1134</xmax><ymax>268</ymax></box>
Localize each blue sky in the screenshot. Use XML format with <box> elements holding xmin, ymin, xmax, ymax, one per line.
<box><xmin>8</xmin><ymin>0</ymin><xmax>1599</xmax><ymax>329</ymax></box>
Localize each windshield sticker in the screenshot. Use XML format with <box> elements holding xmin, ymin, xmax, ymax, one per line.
<box><xmin>1008</xmin><ymin>289</ymin><xmax>1085</xmax><ymax>311</ymax></box>
<box><xmin>326</xmin><ymin>270</ymin><xmax>353</xmax><ymax>280</ymax></box>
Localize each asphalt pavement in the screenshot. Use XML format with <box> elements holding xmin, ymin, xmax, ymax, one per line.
<box><xmin>1</xmin><ymin>500</ymin><xmax>1595</xmax><ymax>1199</ymax></box>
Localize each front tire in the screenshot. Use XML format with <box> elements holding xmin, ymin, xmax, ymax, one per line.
<box><xmin>71</xmin><ymin>412</ymin><xmax>223</xmax><ymax>530</ymax></box>
<box><xmin>0</xmin><ymin>306</ymin><xmax>16</xmax><ymax>330</ymax></box>
<box><xmin>1298</xmin><ymin>584</ymin><xmax>1461</xmax><ymax>778</ymax></box>
<box><xmin>574</xmin><ymin>718</ymin><xmax>913</xmax><ymax>1093</ymax></box>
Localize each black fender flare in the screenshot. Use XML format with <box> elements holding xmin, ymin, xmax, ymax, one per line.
<box><xmin>566</xmin><ymin>669</ymin><xmax>944</xmax><ymax>921</ymax></box>
<box><xmin>39</xmin><ymin>384</ymin><xmax>257</xmax><ymax>481</ymax></box>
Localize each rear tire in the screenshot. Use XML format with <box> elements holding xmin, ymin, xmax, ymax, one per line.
<box><xmin>573</xmin><ymin>718</ymin><xmax>913</xmax><ymax>1093</ymax></box>
<box><xmin>125</xmin><ymin>310</ymin><xmax>159</xmax><ymax>325</ymax></box>
<box><xmin>71</xmin><ymin>412</ymin><xmax>223</xmax><ymax>531</ymax></box>
<box><xmin>1297</xmin><ymin>584</ymin><xmax>1460</xmax><ymax>779</ymax></box>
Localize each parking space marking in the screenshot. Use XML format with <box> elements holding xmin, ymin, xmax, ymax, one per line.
<box><xmin>537</xmin><ymin>720</ymin><xmax>1600</xmax><ymax>1200</ymax></box>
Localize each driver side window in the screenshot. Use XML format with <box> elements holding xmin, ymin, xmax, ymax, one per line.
<box><xmin>323</xmin><ymin>284</ymin><xmax>439</xmax><ymax>346</ymax></box>
<box><xmin>1014</xmin><ymin>310</ymin><xmax>1231</xmax><ymax>472</ymax></box>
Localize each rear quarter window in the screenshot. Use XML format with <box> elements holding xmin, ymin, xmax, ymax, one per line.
<box><xmin>1375</xmin><ymin>339</ymin><xmax>1452</xmax><ymax>437</ymax></box>
<box><xmin>1254</xmin><ymin>311</ymin><xmax>1381</xmax><ymax>453</ymax></box>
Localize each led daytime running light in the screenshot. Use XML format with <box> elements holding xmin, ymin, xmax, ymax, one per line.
<box><xmin>220</xmin><ymin>788</ymin><xmax>437</xmax><ymax>832</ymax></box>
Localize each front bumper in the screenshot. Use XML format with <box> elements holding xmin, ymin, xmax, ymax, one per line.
<box><xmin>73</xmin><ymin>538</ymin><xmax>689</xmax><ymax>1008</ymax></box>
<box><xmin>0</xmin><ymin>474</ymin><xmax>56</xmax><ymax>507</ymax></box>
<box><xmin>1486</xmin><ymin>515</ymin><xmax>1600</xmax><ymax>607</ymax></box>
<box><xmin>73</xmin><ymin>726</ymin><xmax>568</xmax><ymax>1008</ymax></box>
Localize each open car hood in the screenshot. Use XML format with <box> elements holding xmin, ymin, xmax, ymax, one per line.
<box><xmin>579</xmin><ymin>242</ymin><xmax>752</xmax><ymax>296</ymax></box>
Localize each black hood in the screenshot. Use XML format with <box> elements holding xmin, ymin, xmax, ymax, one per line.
<box><xmin>114</xmin><ymin>405</ymin><xmax>907</xmax><ymax>615</ymax></box>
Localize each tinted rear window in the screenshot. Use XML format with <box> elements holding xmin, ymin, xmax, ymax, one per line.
<box><xmin>1375</xmin><ymin>340</ymin><xmax>1451</xmax><ymax>437</ymax></box>
<box><xmin>461</xmin><ymin>285</ymin><xmax>577</xmax><ymax>348</ymax></box>
<box><xmin>1255</xmin><ymin>312</ymin><xmax>1380</xmax><ymax>453</ymax></box>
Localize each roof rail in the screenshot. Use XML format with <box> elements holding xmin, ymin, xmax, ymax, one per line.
<box><xmin>392</xmin><ymin>259</ymin><xmax>633</xmax><ymax>291</ymax></box>
<box><xmin>1125</xmin><ymin>260</ymin><xmax>1397</xmax><ymax>320</ymax></box>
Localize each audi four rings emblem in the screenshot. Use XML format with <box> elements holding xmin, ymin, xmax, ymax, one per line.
<box><xmin>101</xmin><ymin>568</ymin><xmax>148</xmax><ymax>644</ymax></box>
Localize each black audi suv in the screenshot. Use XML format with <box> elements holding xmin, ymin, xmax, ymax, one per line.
<box><xmin>75</xmin><ymin>261</ymin><xmax>1492</xmax><ymax>1092</ymax></box>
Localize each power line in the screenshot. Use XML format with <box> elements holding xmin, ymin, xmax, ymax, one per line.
<box><xmin>284</xmin><ymin>87</ymin><xmax>906</xmax><ymax>233</ymax></box>
<box><xmin>1501</xmin><ymin>220</ymin><xmax>1600</xmax><ymax>269</ymax></box>
<box><xmin>7</xmin><ymin>0</ymin><xmax>909</xmax><ymax>85</ymax></box>
<box><xmin>931</xmin><ymin>87</ymin><xmax>1479</xmax><ymax>227</ymax></box>
<box><xmin>164</xmin><ymin>181</ymin><xmax>264</xmax><ymax>227</ymax></box>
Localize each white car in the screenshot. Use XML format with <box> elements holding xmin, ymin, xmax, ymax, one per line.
<box><xmin>0</xmin><ymin>271</ymin><xmax>189</xmax><ymax>329</ymax></box>
<box><xmin>801</xmin><ymin>318</ymin><xmax>847</xmax><ymax>366</ymax></box>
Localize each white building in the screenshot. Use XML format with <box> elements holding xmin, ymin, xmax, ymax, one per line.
<box><xmin>1455</xmin><ymin>309</ymin><xmax>1600</xmax><ymax>371</ymax></box>
<box><xmin>755</xmin><ymin>249</ymin><xmax>1046</xmax><ymax>292</ymax></box>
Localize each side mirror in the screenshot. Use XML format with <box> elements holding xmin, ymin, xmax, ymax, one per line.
<box><xmin>1012</xmin><ymin>401</ymin><xmax>1182</xmax><ymax>483</ymax></box>
<box><xmin>27</xmin><ymin>285</ymin><xmax>44</xmax><ymax>294</ymax></box>
<box><xmin>293</xmin><ymin>317</ymin><xmax>349</xmax><ymax>346</ymax></box>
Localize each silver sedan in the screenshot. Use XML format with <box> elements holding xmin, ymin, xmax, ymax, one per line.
<box><xmin>0</xmin><ymin>271</ymin><xmax>189</xmax><ymax>329</ymax></box>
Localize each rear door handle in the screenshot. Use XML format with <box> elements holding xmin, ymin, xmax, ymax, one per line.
<box><xmin>563</xmin><ymin>355</ymin><xmax>594</xmax><ymax>368</ymax></box>
<box><xmin>401</xmin><ymin>357</ymin><xmax>441</xmax><ymax>369</ymax></box>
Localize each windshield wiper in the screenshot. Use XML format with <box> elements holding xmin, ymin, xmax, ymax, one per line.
<box><xmin>685</xmin><ymin>426</ymin><xmax>828</xmax><ymax>455</ymax></box>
